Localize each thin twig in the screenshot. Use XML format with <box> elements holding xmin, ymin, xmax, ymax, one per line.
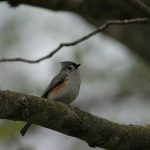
<box><xmin>0</xmin><ymin>17</ymin><xmax>149</xmax><ymax>64</ymax></box>
<box><xmin>124</xmin><ymin>0</ymin><xmax>150</xmax><ymax>19</ymax></box>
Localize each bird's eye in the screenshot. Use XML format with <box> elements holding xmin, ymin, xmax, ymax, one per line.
<box><xmin>67</xmin><ymin>66</ymin><xmax>74</xmax><ymax>70</ymax></box>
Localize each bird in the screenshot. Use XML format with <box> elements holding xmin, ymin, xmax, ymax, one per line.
<box><xmin>20</xmin><ymin>61</ymin><xmax>81</xmax><ymax>136</ymax></box>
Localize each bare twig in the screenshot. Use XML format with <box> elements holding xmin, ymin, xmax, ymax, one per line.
<box><xmin>124</xmin><ymin>0</ymin><xmax>150</xmax><ymax>18</ymax></box>
<box><xmin>0</xmin><ymin>17</ymin><xmax>149</xmax><ymax>64</ymax></box>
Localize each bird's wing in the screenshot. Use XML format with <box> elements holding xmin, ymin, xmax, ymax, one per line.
<box><xmin>41</xmin><ymin>73</ymin><xmax>67</xmax><ymax>98</ymax></box>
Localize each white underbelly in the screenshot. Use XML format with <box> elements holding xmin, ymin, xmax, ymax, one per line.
<box><xmin>48</xmin><ymin>78</ymin><xmax>80</xmax><ymax>104</ymax></box>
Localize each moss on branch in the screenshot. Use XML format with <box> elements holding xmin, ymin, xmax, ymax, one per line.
<box><xmin>0</xmin><ymin>90</ymin><xmax>150</xmax><ymax>150</ymax></box>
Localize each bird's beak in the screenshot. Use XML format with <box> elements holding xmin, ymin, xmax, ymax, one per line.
<box><xmin>76</xmin><ymin>64</ymin><xmax>81</xmax><ymax>69</ymax></box>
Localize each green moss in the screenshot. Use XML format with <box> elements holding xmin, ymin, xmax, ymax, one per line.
<box><xmin>0</xmin><ymin>120</ymin><xmax>23</xmax><ymax>139</ymax></box>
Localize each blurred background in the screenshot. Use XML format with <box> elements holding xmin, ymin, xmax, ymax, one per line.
<box><xmin>0</xmin><ymin>1</ymin><xmax>150</xmax><ymax>150</ymax></box>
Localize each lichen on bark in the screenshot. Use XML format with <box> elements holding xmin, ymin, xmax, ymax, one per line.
<box><xmin>0</xmin><ymin>90</ymin><xmax>150</xmax><ymax>149</ymax></box>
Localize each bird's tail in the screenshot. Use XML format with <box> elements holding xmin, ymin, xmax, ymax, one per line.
<box><xmin>20</xmin><ymin>123</ymin><xmax>31</xmax><ymax>136</ymax></box>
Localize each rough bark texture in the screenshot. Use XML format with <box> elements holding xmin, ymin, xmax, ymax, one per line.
<box><xmin>0</xmin><ymin>90</ymin><xmax>150</xmax><ymax>150</ymax></box>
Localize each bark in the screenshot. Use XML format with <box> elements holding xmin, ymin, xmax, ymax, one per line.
<box><xmin>0</xmin><ymin>90</ymin><xmax>150</xmax><ymax>150</ymax></box>
<box><xmin>6</xmin><ymin>0</ymin><xmax>143</xmax><ymax>20</ymax></box>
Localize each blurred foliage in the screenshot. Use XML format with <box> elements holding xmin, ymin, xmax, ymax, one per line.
<box><xmin>0</xmin><ymin>121</ymin><xmax>33</xmax><ymax>150</ymax></box>
<box><xmin>0</xmin><ymin>3</ymin><xmax>150</xmax><ymax>150</ymax></box>
<box><xmin>116</xmin><ymin>60</ymin><xmax>150</xmax><ymax>99</ymax></box>
<box><xmin>0</xmin><ymin>121</ymin><xmax>22</xmax><ymax>139</ymax></box>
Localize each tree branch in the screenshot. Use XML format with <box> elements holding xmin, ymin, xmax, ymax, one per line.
<box><xmin>0</xmin><ymin>90</ymin><xmax>150</xmax><ymax>150</ymax></box>
<box><xmin>0</xmin><ymin>18</ymin><xmax>148</xmax><ymax>64</ymax></box>
<box><xmin>3</xmin><ymin>0</ymin><xmax>145</xmax><ymax>20</ymax></box>
<box><xmin>124</xmin><ymin>0</ymin><xmax>150</xmax><ymax>19</ymax></box>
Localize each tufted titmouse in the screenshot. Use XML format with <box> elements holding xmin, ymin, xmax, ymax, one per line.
<box><xmin>20</xmin><ymin>61</ymin><xmax>81</xmax><ymax>136</ymax></box>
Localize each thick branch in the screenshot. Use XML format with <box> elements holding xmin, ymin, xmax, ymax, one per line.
<box><xmin>5</xmin><ymin>0</ymin><xmax>142</xmax><ymax>19</ymax></box>
<box><xmin>0</xmin><ymin>18</ymin><xmax>148</xmax><ymax>64</ymax></box>
<box><xmin>0</xmin><ymin>90</ymin><xmax>150</xmax><ymax>150</ymax></box>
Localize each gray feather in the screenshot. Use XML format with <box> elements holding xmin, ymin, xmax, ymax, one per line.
<box><xmin>41</xmin><ymin>73</ymin><xmax>67</xmax><ymax>98</ymax></box>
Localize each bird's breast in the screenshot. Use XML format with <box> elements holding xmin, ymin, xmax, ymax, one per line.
<box><xmin>48</xmin><ymin>72</ymin><xmax>80</xmax><ymax>104</ymax></box>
